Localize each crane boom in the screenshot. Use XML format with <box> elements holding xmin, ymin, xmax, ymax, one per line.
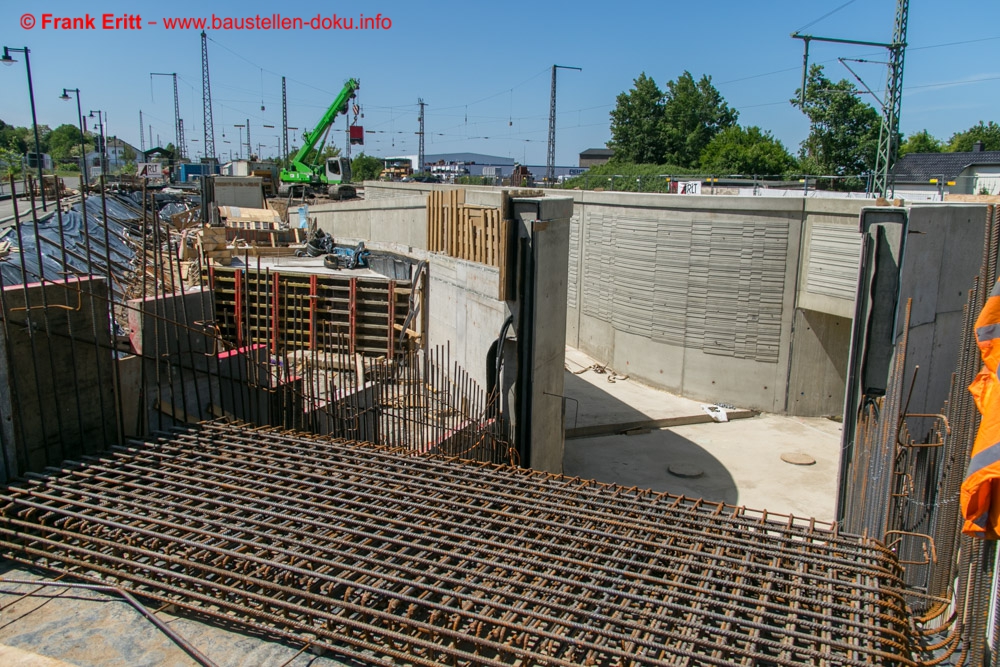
<box><xmin>280</xmin><ymin>78</ymin><xmax>360</xmax><ymax>195</ymax></box>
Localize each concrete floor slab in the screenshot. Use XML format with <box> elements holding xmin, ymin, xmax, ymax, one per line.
<box><xmin>563</xmin><ymin>346</ymin><xmax>842</xmax><ymax>522</ymax></box>
<box><xmin>563</xmin><ymin>415</ymin><xmax>842</xmax><ymax>522</ymax></box>
<box><xmin>0</xmin><ymin>566</ymin><xmax>351</xmax><ymax>667</ymax></box>
<box><xmin>564</xmin><ymin>346</ymin><xmax>709</xmax><ymax>428</ymax></box>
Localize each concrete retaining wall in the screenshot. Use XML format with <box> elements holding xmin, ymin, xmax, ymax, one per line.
<box><xmin>311</xmin><ymin>194</ymin><xmax>428</xmax><ymax>249</ymax></box>
<box><xmin>315</xmin><ymin>183</ymin><xmax>879</xmax><ymax>416</ymax></box>
<box><xmin>426</xmin><ymin>253</ymin><xmax>509</xmax><ymax>390</ymax></box>
<box><xmin>564</xmin><ymin>191</ymin><xmax>867</xmax><ymax>415</ymax></box>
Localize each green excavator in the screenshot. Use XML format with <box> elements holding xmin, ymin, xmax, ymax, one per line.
<box><xmin>279</xmin><ymin>78</ymin><xmax>360</xmax><ymax>200</ymax></box>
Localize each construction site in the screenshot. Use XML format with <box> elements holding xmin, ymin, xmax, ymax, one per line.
<box><xmin>4</xmin><ymin>1</ymin><xmax>1000</xmax><ymax>665</ymax></box>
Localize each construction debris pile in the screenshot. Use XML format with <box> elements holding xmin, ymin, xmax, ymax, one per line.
<box><xmin>0</xmin><ymin>421</ymin><xmax>916</xmax><ymax>666</ymax></box>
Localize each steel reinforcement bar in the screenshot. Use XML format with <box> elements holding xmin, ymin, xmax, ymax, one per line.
<box><xmin>0</xmin><ymin>422</ymin><xmax>915</xmax><ymax>666</ymax></box>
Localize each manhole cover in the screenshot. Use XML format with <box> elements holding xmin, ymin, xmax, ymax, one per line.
<box><xmin>781</xmin><ymin>452</ymin><xmax>816</xmax><ymax>466</ymax></box>
<box><xmin>668</xmin><ymin>463</ymin><xmax>704</xmax><ymax>478</ymax></box>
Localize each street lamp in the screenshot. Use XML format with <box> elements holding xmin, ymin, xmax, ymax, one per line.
<box><xmin>59</xmin><ymin>88</ymin><xmax>89</xmax><ymax>186</ymax></box>
<box><xmin>88</xmin><ymin>110</ymin><xmax>106</xmax><ymax>177</ymax></box>
<box><xmin>2</xmin><ymin>46</ymin><xmax>47</xmax><ymax>209</ymax></box>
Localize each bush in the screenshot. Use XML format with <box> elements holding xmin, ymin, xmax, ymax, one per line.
<box><xmin>559</xmin><ymin>162</ymin><xmax>696</xmax><ymax>192</ymax></box>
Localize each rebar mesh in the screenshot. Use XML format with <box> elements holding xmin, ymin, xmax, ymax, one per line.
<box><xmin>1</xmin><ymin>421</ymin><xmax>914</xmax><ymax>666</ymax></box>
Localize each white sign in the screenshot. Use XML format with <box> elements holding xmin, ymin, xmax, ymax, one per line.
<box><xmin>679</xmin><ymin>180</ymin><xmax>701</xmax><ymax>195</ymax></box>
<box><xmin>137</xmin><ymin>162</ymin><xmax>162</xmax><ymax>178</ymax></box>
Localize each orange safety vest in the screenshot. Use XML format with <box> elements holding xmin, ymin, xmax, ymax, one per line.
<box><xmin>962</xmin><ymin>280</ymin><xmax>1000</xmax><ymax>539</ymax></box>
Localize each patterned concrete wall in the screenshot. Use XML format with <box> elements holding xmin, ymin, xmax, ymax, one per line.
<box><xmin>565</xmin><ymin>192</ymin><xmax>866</xmax><ymax>415</ymax></box>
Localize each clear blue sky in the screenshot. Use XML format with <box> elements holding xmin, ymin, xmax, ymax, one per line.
<box><xmin>1</xmin><ymin>0</ymin><xmax>998</xmax><ymax>165</ymax></box>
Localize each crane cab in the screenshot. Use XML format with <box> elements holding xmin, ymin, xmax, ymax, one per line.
<box><xmin>326</xmin><ymin>157</ymin><xmax>351</xmax><ymax>182</ymax></box>
<box><xmin>325</xmin><ymin>157</ymin><xmax>355</xmax><ymax>200</ymax></box>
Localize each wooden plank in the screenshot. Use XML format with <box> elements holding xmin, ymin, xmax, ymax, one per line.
<box><xmin>426</xmin><ymin>192</ymin><xmax>433</xmax><ymax>251</ymax></box>
<box><xmin>565</xmin><ymin>410</ymin><xmax>759</xmax><ymax>439</ymax></box>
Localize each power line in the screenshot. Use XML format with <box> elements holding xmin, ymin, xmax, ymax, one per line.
<box><xmin>794</xmin><ymin>0</ymin><xmax>859</xmax><ymax>34</ymax></box>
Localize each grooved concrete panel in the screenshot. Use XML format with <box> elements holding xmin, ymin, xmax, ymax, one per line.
<box><xmin>567</xmin><ymin>213</ymin><xmax>580</xmax><ymax>309</ymax></box>
<box><xmin>580</xmin><ymin>211</ymin><xmax>787</xmax><ymax>364</ymax></box>
<box><xmin>806</xmin><ymin>224</ymin><xmax>863</xmax><ymax>300</ymax></box>
<box><xmin>566</xmin><ymin>191</ymin><xmax>865</xmax><ymax>415</ymax></box>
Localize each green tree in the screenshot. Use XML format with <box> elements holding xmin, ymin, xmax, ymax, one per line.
<box><xmin>791</xmin><ymin>65</ymin><xmax>881</xmax><ymax>189</ymax></box>
<box><xmin>608</xmin><ymin>73</ymin><xmax>667</xmax><ymax>164</ymax></box>
<box><xmin>46</xmin><ymin>124</ymin><xmax>89</xmax><ymax>161</ymax></box>
<box><xmin>700</xmin><ymin>126</ymin><xmax>796</xmax><ymax>176</ymax></box>
<box><xmin>0</xmin><ymin>120</ymin><xmax>28</xmax><ymax>154</ymax></box>
<box><xmin>947</xmin><ymin>121</ymin><xmax>1000</xmax><ymax>152</ymax></box>
<box><xmin>661</xmin><ymin>71</ymin><xmax>738</xmax><ymax>168</ymax></box>
<box><xmin>0</xmin><ymin>147</ymin><xmax>23</xmax><ymax>177</ymax></box>
<box><xmin>317</xmin><ymin>145</ymin><xmax>341</xmax><ymax>161</ymax></box>
<box><xmin>351</xmin><ymin>152</ymin><xmax>384</xmax><ymax>182</ymax></box>
<box><xmin>899</xmin><ymin>129</ymin><xmax>943</xmax><ymax>156</ymax></box>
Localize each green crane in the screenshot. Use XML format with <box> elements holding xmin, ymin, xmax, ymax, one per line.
<box><xmin>279</xmin><ymin>78</ymin><xmax>360</xmax><ymax>199</ymax></box>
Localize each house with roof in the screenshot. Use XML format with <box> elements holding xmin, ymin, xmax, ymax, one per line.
<box><xmin>579</xmin><ymin>148</ymin><xmax>614</xmax><ymax>168</ymax></box>
<box><xmin>892</xmin><ymin>141</ymin><xmax>1000</xmax><ymax>200</ymax></box>
<box><xmin>85</xmin><ymin>136</ymin><xmax>141</xmax><ymax>176</ymax></box>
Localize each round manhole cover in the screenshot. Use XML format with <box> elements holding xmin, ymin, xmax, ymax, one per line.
<box><xmin>781</xmin><ymin>452</ymin><xmax>816</xmax><ymax>466</ymax></box>
<box><xmin>668</xmin><ymin>463</ymin><xmax>704</xmax><ymax>478</ymax></box>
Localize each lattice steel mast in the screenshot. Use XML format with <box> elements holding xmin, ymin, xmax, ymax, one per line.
<box><xmin>200</xmin><ymin>31</ymin><xmax>216</xmax><ymax>161</ymax></box>
<box><xmin>874</xmin><ymin>0</ymin><xmax>909</xmax><ymax>198</ymax></box>
<box><xmin>151</xmin><ymin>73</ymin><xmax>185</xmax><ymax>158</ymax></box>
<box><xmin>282</xmin><ymin>76</ymin><xmax>288</xmax><ymax>164</ymax></box>
<box><xmin>546</xmin><ymin>64</ymin><xmax>581</xmax><ymax>184</ymax></box>
<box><xmin>792</xmin><ymin>0</ymin><xmax>908</xmax><ymax>197</ymax></box>
<box><xmin>418</xmin><ymin>98</ymin><xmax>425</xmax><ymax>173</ymax></box>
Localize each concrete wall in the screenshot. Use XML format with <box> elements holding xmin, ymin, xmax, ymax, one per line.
<box><xmin>334</xmin><ymin>183</ymin><xmax>870</xmax><ymax>416</ymax></box>
<box><xmin>565</xmin><ymin>191</ymin><xmax>867</xmax><ymax>415</ymax></box>
<box><xmin>0</xmin><ymin>277</ymin><xmax>117</xmax><ymax>481</ymax></box>
<box><xmin>897</xmin><ymin>204</ymin><xmax>991</xmax><ymax>420</ymax></box>
<box><xmin>312</xmin><ymin>194</ymin><xmax>428</xmax><ymax>249</ymax></box>
<box><xmin>425</xmin><ymin>253</ymin><xmax>510</xmax><ymax>391</ymax></box>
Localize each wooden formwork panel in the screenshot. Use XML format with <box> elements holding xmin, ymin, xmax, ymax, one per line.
<box><xmin>209</xmin><ymin>267</ymin><xmax>411</xmax><ymax>357</ymax></box>
<box><xmin>426</xmin><ymin>190</ymin><xmax>514</xmax><ymax>301</ymax></box>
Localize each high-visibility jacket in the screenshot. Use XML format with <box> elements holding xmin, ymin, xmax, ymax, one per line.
<box><xmin>961</xmin><ymin>280</ymin><xmax>1000</xmax><ymax>539</ymax></box>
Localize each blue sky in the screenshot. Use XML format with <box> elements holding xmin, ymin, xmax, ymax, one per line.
<box><xmin>1</xmin><ymin>0</ymin><xmax>998</xmax><ymax>165</ymax></box>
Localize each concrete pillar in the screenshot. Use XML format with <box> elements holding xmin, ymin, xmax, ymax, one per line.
<box><xmin>510</xmin><ymin>196</ymin><xmax>572</xmax><ymax>473</ymax></box>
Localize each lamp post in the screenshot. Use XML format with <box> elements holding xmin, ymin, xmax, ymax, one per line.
<box><xmin>59</xmin><ymin>88</ymin><xmax>89</xmax><ymax>187</ymax></box>
<box><xmin>88</xmin><ymin>110</ymin><xmax>106</xmax><ymax>177</ymax></box>
<box><xmin>2</xmin><ymin>46</ymin><xmax>46</xmax><ymax>209</ymax></box>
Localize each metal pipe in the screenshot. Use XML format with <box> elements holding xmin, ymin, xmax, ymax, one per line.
<box><xmin>0</xmin><ymin>577</ymin><xmax>217</xmax><ymax>667</ymax></box>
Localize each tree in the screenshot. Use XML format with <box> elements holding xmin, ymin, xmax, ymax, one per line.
<box><xmin>899</xmin><ymin>129</ymin><xmax>943</xmax><ymax>156</ymax></box>
<box><xmin>700</xmin><ymin>126</ymin><xmax>796</xmax><ymax>176</ymax></box>
<box><xmin>351</xmin><ymin>153</ymin><xmax>384</xmax><ymax>182</ymax></box>
<box><xmin>0</xmin><ymin>147</ymin><xmax>23</xmax><ymax>177</ymax></box>
<box><xmin>791</xmin><ymin>65</ymin><xmax>881</xmax><ymax>189</ymax></box>
<box><xmin>947</xmin><ymin>121</ymin><xmax>1000</xmax><ymax>152</ymax></box>
<box><xmin>661</xmin><ymin>71</ymin><xmax>738</xmax><ymax>168</ymax></box>
<box><xmin>46</xmin><ymin>124</ymin><xmax>89</xmax><ymax>161</ymax></box>
<box><xmin>0</xmin><ymin>120</ymin><xmax>28</xmax><ymax>154</ymax></box>
<box><xmin>608</xmin><ymin>73</ymin><xmax>667</xmax><ymax>164</ymax></box>
<box><xmin>317</xmin><ymin>145</ymin><xmax>341</xmax><ymax>161</ymax></box>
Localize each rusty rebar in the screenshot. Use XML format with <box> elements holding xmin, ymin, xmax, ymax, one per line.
<box><xmin>0</xmin><ymin>421</ymin><xmax>916</xmax><ymax>666</ymax></box>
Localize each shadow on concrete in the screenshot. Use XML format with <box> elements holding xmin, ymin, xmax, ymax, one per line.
<box><xmin>563</xmin><ymin>370</ymin><xmax>650</xmax><ymax>430</ymax></box>
<box><xmin>562</xmin><ymin>371</ymin><xmax>739</xmax><ymax>505</ymax></box>
<box><xmin>563</xmin><ymin>429</ymin><xmax>739</xmax><ymax>505</ymax></box>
